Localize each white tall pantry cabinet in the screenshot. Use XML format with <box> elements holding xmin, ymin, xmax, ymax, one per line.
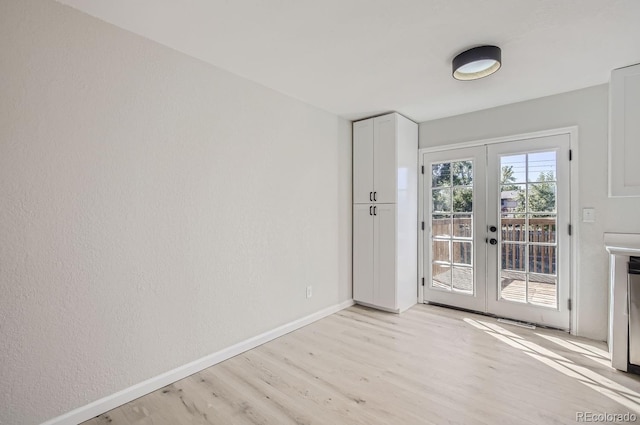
<box><xmin>353</xmin><ymin>113</ymin><xmax>418</xmax><ymax>313</ymax></box>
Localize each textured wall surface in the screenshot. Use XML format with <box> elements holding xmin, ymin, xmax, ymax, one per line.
<box><xmin>420</xmin><ymin>84</ymin><xmax>634</xmax><ymax>341</ymax></box>
<box><xmin>0</xmin><ymin>1</ymin><xmax>352</xmax><ymax>423</ymax></box>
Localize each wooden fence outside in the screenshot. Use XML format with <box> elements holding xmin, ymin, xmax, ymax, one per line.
<box><xmin>431</xmin><ymin>217</ymin><xmax>556</xmax><ymax>275</ymax></box>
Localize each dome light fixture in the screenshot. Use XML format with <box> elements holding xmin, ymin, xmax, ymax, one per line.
<box><xmin>452</xmin><ymin>45</ymin><xmax>502</xmax><ymax>81</ymax></box>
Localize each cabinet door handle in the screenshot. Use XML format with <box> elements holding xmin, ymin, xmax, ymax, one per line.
<box><xmin>370</xmin><ymin>192</ymin><xmax>373</xmax><ymax>201</ymax></box>
<box><xmin>369</xmin><ymin>206</ymin><xmax>372</xmax><ymax>215</ymax></box>
<box><xmin>373</xmin><ymin>206</ymin><xmax>377</xmax><ymax>216</ymax></box>
<box><xmin>373</xmin><ymin>192</ymin><xmax>377</xmax><ymax>201</ymax></box>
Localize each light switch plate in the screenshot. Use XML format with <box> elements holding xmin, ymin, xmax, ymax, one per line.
<box><xmin>582</xmin><ymin>208</ymin><xmax>596</xmax><ymax>222</ymax></box>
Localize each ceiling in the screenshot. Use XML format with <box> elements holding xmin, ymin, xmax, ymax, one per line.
<box><xmin>55</xmin><ymin>0</ymin><xmax>640</xmax><ymax>122</ymax></box>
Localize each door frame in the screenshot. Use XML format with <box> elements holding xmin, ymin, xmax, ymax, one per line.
<box><xmin>418</xmin><ymin>126</ymin><xmax>579</xmax><ymax>335</ymax></box>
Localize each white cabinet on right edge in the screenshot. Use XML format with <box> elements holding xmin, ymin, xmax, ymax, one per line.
<box><xmin>610</xmin><ymin>63</ymin><xmax>640</xmax><ymax>197</ymax></box>
<box><xmin>353</xmin><ymin>112</ymin><xmax>417</xmax><ymax>313</ymax></box>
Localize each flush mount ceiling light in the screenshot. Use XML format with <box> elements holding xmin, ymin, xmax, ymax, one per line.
<box><xmin>452</xmin><ymin>45</ymin><xmax>502</xmax><ymax>81</ymax></box>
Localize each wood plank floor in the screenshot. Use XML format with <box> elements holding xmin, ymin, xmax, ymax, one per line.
<box><xmin>84</xmin><ymin>304</ymin><xmax>640</xmax><ymax>425</ymax></box>
<box><xmin>433</xmin><ymin>268</ymin><xmax>557</xmax><ymax>306</ymax></box>
<box><xmin>500</xmin><ymin>277</ymin><xmax>557</xmax><ymax>306</ymax></box>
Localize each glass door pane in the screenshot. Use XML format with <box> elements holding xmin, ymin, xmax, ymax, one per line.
<box><xmin>431</xmin><ymin>160</ymin><xmax>474</xmax><ymax>294</ymax></box>
<box><xmin>487</xmin><ymin>134</ymin><xmax>570</xmax><ymax>330</ymax></box>
<box><xmin>422</xmin><ymin>146</ymin><xmax>486</xmax><ymax>313</ymax></box>
<box><xmin>499</xmin><ymin>151</ymin><xmax>558</xmax><ymax>308</ymax></box>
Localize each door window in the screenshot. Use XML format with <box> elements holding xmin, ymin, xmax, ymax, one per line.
<box><xmin>430</xmin><ymin>161</ymin><xmax>474</xmax><ymax>294</ymax></box>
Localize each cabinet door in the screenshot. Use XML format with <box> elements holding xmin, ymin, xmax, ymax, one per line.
<box><xmin>374</xmin><ymin>203</ymin><xmax>396</xmax><ymax>310</ymax></box>
<box><xmin>610</xmin><ymin>63</ymin><xmax>640</xmax><ymax>197</ymax></box>
<box><xmin>353</xmin><ymin>119</ymin><xmax>374</xmax><ymax>204</ymax></box>
<box><xmin>373</xmin><ymin>115</ymin><xmax>397</xmax><ymax>204</ymax></box>
<box><xmin>353</xmin><ymin>204</ymin><xmax>374</xmax><ymax>304</ymax></box>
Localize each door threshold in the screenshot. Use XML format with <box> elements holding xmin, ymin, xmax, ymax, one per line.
<box><xmin>497</xmin><ymin>318</ymin><xmax>535</xmax><ymax>329</ymax></box>
<box><xmin>423</xmin><ymin>301</ymin><xmax>568</xmax><ymax>332</ymax></box>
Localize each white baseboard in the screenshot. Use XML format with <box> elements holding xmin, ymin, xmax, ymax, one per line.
<box><xmin>41</xmin><ymin>299</ymin><xmax>355</xmax><ymax>425</ymax></box>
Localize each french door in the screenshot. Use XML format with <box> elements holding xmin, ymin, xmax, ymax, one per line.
<box><xmin>422</xmin><ymin>134</ymin><xmax>571</xmax><ymax>330</ymax></box>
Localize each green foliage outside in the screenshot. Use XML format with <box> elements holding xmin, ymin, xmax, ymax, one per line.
<box><xmin>501</xmin><ymin>165</ymin><xmax>518</xmax><ymax>190</ymax></box>
<box><xmin>501</xmin><ymin>166</ymin><xmax>555</xmax><ymax>214</ymax></box>
<box><xmin>525</xmin><ymin>171</ymin><xmax>555</xmax><ymax>213</ymax></box>
<box><xmin>432</xmin><ymin>161</ymin><xmax>473</xmax><ymax>213</ymax></box>
<box><xmin>432</xmin><ymin>162</ymin><xmax>556</xmax><ymax>214</ymax></box>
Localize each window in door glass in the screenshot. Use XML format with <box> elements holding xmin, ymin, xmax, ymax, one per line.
<box><xmin>431</xmin><ymin>160</ymin><xmax>473</xmax><ymax>294</ymax></box>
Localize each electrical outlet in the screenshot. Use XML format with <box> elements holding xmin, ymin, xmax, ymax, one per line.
<box><xmin>306</xmin><ymin>286</ymin><xmax>313</xmax><ymax>298</ymax></box>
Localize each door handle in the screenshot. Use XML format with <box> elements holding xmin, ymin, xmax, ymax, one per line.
<box><xmin>373</xmin><ymin>206</ymin><xmax>377</xmax><ymax>216</ymax></box>
<box><xmin>489</xmin><ymin>238</ymin><xmax>498</xmax><ymax>245</ymax></box>
<box><xmin>489</xmin><ymin>225</ymin><xmax>497</xmax><ymax>232</ymax></box>
<box><xmin>373</xmin><ymin>191</ymin><xmax>377</xmax><ymax>201</ymax></box>
<box><xmin>369</xmin><ymin>206</ymin><xmax>372</xmax><ymax>215</ymax></box>
<box><xmin>370</xmin><ymin>192</ymin><xmax>373</xmax><ymax>201</ymax></box>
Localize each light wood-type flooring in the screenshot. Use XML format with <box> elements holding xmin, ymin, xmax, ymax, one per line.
<box><xmin>84</xmin><ymin>304</ymin><xmax>640</xmax><ymax>425</ymax></box>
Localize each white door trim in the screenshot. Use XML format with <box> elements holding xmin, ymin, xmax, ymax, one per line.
<box><xmin>419</xmin><ymin>126</ymin><xmax>579</xmax><ymax>335</ymax></box>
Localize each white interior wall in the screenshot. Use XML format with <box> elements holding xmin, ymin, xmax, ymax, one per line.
<box><xmin>419</xmin><ymin>84</ymin><xmax>638</xmax><ymax>341</ymax></box>
<box><xmin>0</xmin><ymin>1</ymin><xmax>352</xmax><ymax>424</ymax></box>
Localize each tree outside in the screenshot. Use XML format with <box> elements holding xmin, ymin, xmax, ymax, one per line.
<box><xmin>525</xmin><ymin>171</ymin><xmax>556</xmax><ymax>214</ymax></box>
<box><xmin>431</xmin><ymin>161</ymin><xmax>473</xmax><ymax>213</ymax></box>
<box><xmin>432</xmin><ymin>162</ymin><xmax>555</xmax><ymax>226</ymax></box>
<box><xmin>500</xmin><ymin>165</ymin><xmax>555</xmax><ymax>214</ymax></box>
